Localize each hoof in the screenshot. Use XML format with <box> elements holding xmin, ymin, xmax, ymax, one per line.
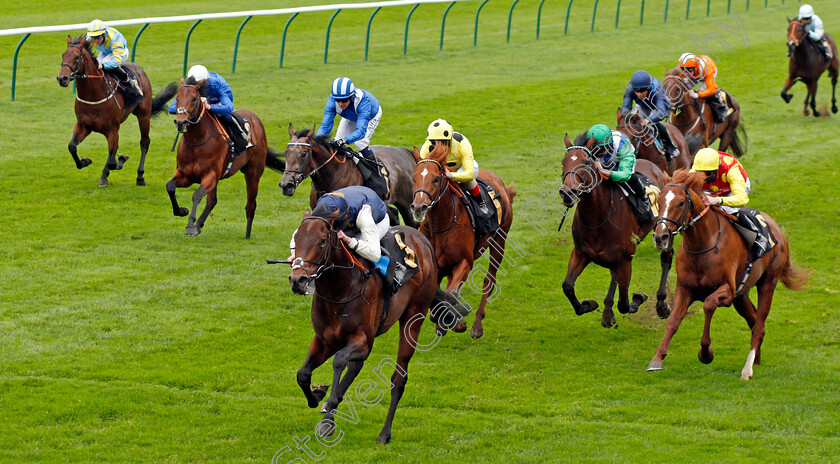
<box><xmin>698</xmin><ymin>347</ymin><xmax>715</xmax><ymax>364</ymax></box>
<box><xmin>804</xmin><ymin>108</ymin><xmax>810</xmax><ymax>116</ymax></box>
<box><xmin>136</xmin><ymin>178</ymin><xmax>146</xmax><ymax>186</ymax></box>
<box><xmin>628</xmin><ymin>292</ymin><xmax>648</xmax><ymax>314</ymax></box>
<box><xmin>740</xmin><ymin>368</ymin><xmax>753</xmax><ymax>380</ymax></box>
<box><xmin>813</xmin><ymin>110</ymin><xmax>821</xmax><ymax>117</ymax></box>
<box><xmin>781</xmin><ymin>92</ymin><xmax>793</xmax><ymax>104</ymax></box>
<box><xmin>376</xmin><ymin>433</ymin><xmax>391</xmax><ymax>445</ymax></box>
<box><xmin>452</xmin><ymin>321</ymin><xmax>467</xmax><ymax>333</ymax></box>
<box><xmin>77</xmin><ymin>158</ymin><xmax>93</xmax><ymax>169</ymax></box>
<box><xmin>470</xmin><ymin>325</ymin><xmax>484</xmax><ymax>339</ymax></box>
<box><xmin>574</xmin><ymin>300</ymin><xmax>599</xmax><ymax>316</ymax></box>
<box><xmin>185</xmin><ymin>226</ymin><xmax>200</xmax><ymax>236</ymax></box>
<box><xmin>98</xmin><ymin>178</ymin><xmax>109</xmax><ymax>188</ymax></box>
<box><xmin>601</xmin><ymin>310</ymin><xmax>616</xmax><ymax>328</ymax></box>
<box><xmin>114</xmin><ymin>154</ymin><xmax>129</xmax><ymax>170</ymax></box>
<box><xmin>175</xmin><ymin>207</ymin><xmax>189</xmax><ymax>217</ymax></box>
<box><xmin>316</xmin><ymin>418</ymin><xmax>336</xmax><ymax>437</ymax></box>
<box><xmin>833</xmin><ymin>105</ymin><xmax>838</xmax><ymax>114</ymax></box>
<box><xmin>646</xmin><ymin>361</ymin><xmax>664</xmax><ymax>371</ymax></box>
<box><xmin>656</xmin><ymin>300</ymin><xmax>671</xmax><ymax>319</ymax></box>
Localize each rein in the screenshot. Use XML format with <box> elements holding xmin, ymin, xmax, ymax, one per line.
<box><xmin>561</xmin><ymin>144</ymin><xmax>617</xmax><ymax>230</ymax></box>
<box><xmin>63</xmin><ymin>44</ymin><xmax>120</xmax><ymax>106</ymax></box>
<box><xmin>285</xmin><ymin>141</ymin><xmax>347</xmax><ymax>188</ymax></box>
<box><xmin>414</xmin><ymin>159</ymin><xmax>467</xmax><ymax>234</ymax></box>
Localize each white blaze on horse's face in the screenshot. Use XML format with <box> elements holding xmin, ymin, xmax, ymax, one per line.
<box><xmin>662</xmin><ymin>191</ymin><xmax>676</xmax><ymax>220</ymax></box>
<box><xmin>570</xmin><ymin>156</ymin><xmax>578</xmax><ymax>162</ymax></box>
<box><xmin>421</xmin><ymin>167</ymin><xmax>428</xmax><ymax>180</ymax></box>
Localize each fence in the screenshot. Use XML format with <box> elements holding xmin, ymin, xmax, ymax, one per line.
<box><xmin>1</xmin><ymin>0</ymin><xmax>798</xmax><ymax>100</ymax></box>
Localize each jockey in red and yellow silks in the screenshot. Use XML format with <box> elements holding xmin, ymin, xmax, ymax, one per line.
<box><xmin>692</xmin><ymin>148</ymin><xmax>749</xmax><ymax>209</ymax></box>
<box><xmin>678</xmin><ymin>53</ymin><xmax>732</xmax><ymax>123</ymax></box>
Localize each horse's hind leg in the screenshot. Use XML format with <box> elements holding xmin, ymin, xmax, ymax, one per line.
<box><xmin>99</xmin><ymin>130</ymin><xmax>120</xmax><ymax>187</ymax></box>
<box><xmin>563</xmin><ymin>249</ymin><xmax>597</xmax><ymax>315</ymax></box>
<box><xmin>830</xmin><ymin>67</ymin><xmax>839</xmax><ymax>113</ymax></box>
<box><xmin>318</xmin><ymin>334</ymin><xmax>371</xmax><ymax>437</ymax></box>
<box><xmin>741</xmin><ymin>276</ymin><xmax>778</xmax><ymax>380</ymax></box>
<box><xmin>378</xmin><ymin>314</ymin><xmax>422</xmax><ymax>444</ymax></box>
<box><xmin>242</xmin><ymin>163</ymin><xmax>263</xmax><ymax>239</ymax></box>
<box><xmin>616</xmin><ymin>258</ymin><xmax>645</xmax><ymax>315</ymax></box>
<box><xmin>297</xmin><ymin>337</ymin><xmax>337</xmax><ymax>409</ymax></box>
<box><xmin>601</xmin><ymin>274</ymin><xmax>618</xmax><ymax>329</ymax></box>
<box><xmin>655</xmin><ymin>247</ymin><xmax>674</xmax><ymax>319</ymax></box>
<box><xmin>68</xmin><ymin>124</ymin><xmax>93</xmax><ymax>169</ymax></box>
<box><xmin>807</xmin><ymin>80</ymin><xmax>821</xmax><ymax>117</ymax></box>
<box><xmin>136</xmin><ymin>115</ymin><xmax>151</xmax><ymax>186</ymax></box>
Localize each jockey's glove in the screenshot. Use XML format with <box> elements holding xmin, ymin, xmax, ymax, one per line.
<box><xmin>335</xmin><ymin>138</ymin><xmax>346</xmax><ymax>148</ymax></box>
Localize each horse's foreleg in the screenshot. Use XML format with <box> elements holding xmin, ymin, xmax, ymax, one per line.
<box><xmin>601</xmin><ymin>274</ymin><xmax>618</xmax><ymax>329</ymax></box>
<box><xmin>563</xmin><ymin>248</ymin><xmax>596</xmax><ymax>316</ymax></box>
<box><xmin>297</xmin><ymin>336</ymin><xmax>336</xmax><ymax>409</ymax></box>
<box><xmin>780</xmin><ymin>76</ymin><xmax>796</xmax><ymax>103</ymax></box>
<box><xmin>166</xmin><ymin>171</ymin><xmax>191</xmax><ymax>217</ymax></box>
<box><xmin>617</xmin><ymin>258</ymin><xmax>645</xmax><ymax>315</ymax></box>
<box><xmin>136</xmin><ymin>115</ymin><xmax>151</xmax><ymax>186</ymax></box>
<box><xmin>647</xmin><ymin>286</ymin><xmax>692</xmax><ymax>371</ymax></box>
<box><xmin>378</xmin><ymin>315</ymin><xmax>422</xmax><ymax>445</ymax></box>
<box><xmin>186</xmin><ymin>183</ymin><xmax>209</xmax><ymax>236</ymax></box>
<box><xmin>741</xmin><ymin>276</ymin><xmax>779</xmax><ymax>380</ymax></box>
<box><xmin>319</xmin><ymin>334</ymin><xmax>371</xmax><ymax>436</ymax></box>
<box><xmin>807</xmin><ymin>80</ymin><xmax>820</xmax><ymax>117</ymax></box>
<box><xmin>68</xmin><ymin>124</ymin><xmax>92</xmax><ymax>169</ymax></box>
<box><xmin>655</xmin><ymin>247</ymin><xmax>674</xmax><ymax>319</ymax></box>
<box><xmin>99</xmin><ymin>130</ymin><xmax>120</xmax><ymax>187</ymax></box>
<box><xmin>441</xmin><ymin>261</ymin><xmax>472</xmax><ymax>334</ymax></box>
<box><xmin>470</xmin><ymin>232</ymin><xmax>509</xmax><ymax>339</ymax></box>
<box><xmin>698</xmin><ymin>284</ymin><xmax>732</xmax><ymax>365</ymax></box>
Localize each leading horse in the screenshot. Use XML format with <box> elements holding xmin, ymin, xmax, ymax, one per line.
<box><xmin>650</xmin><ymin>170</ymin><xmax>808</xmax><ymax>379</ymax></box>
<box><xmin>289</xmin><ymin>211</ymin><xmax>460</xmax><ymax>444</ymax></box>
<box><xmin>661</xmin><ymin>70</ymin><xmax>745</xmax><ymax>158</ymax></box>
<box><xmin>781</xmin><ymin>17</ymin><xmax>839</xmax><ymax>116</ymax></box>
<box><xmin>166</xmin><ymin>79</ymin><xmax>284</xmax><ymax>238</ymax></box>
<box><xmin>560</xmin><ymin>133</ymin><xmax>672</xmax><ymax>328</ymax></box>
<box><xmin>281</xmin><ymin>123</ymin><xmax>418</xmax><ymax>227</ymax></box>
<box><xmin>57</xmin><ymin>35</ymin><xmax>176</xmax><ymax>187</ymax></box>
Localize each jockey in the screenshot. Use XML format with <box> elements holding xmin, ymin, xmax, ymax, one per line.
<box><xmin>419</xmin><ymin>119</ymin><xmax>489</xmax><ymax>216</ymax></box>
<box><xmin>290</xmin><ymin>185</ymin><xmax>391</xmax><ymax>273</ymax></box>
<box><xmin>316</xmin><ymin>77</ymin><xmax>386</xmax><ymax>195</ymax></box>
<box><xmin>677</xmin><ymin>53</ymin><xmax>733</xmax><ymax>124</ymax></box>
<box><xmin>168</xmin><ymin>65</ymin><xmax>250</xmax><ymax>154</ymax></box>
<box><xmin>621</xmin><ymin>70</ymin><xmax>679</xmax><ymax>160</ymax></box>
<box><xmin>588</xmin><ymin>123</ymin><xmax>654</xmax><ymax>225</ymax></box>
<box><xmin>797</xmin><ymin>4</ymin><xmax>831</xmax><ymax>61</ymax></box>
<box><xmin>85</xmin><ymin>19</ymin><xmax>143</xmax><ymax>106</ymax></box>
<box><xmin>691</xmin><ymin>147</ymin><xmax>768</xmax><ymax>287</ymax></box>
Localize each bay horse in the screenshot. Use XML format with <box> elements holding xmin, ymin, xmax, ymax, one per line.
<box><xmin>616</xmin><ymin>107</ymin><xmax>692</xmax><ymax>175</ymax></box>
<box><xmin>409</xmin><ymin>142</ymin><xmax>516</xmax><ymax>339</ymax></box>
<box><xmin>560</xmin><ymin>133</ymin><xmax>672</xmax><ymax>328</ymax></box>
<box><xmin>57</xmin><ymin>35</ymin><xmax>176</xmax><ymax>187</ymax></box>
<box><xmin>166</xmin><ymin>79</ymin><xmax>285</xmax><ymax>238</ymax></box>
<box><xmin>661</xmin><ymin>69</ymin><xmax>745</xmax><ymax>158</ymax></box>
<box><xmin>650</xmin><ymin>170</ymin><xmax>808</xmax><ymax>379</ymax></box>
<box><xmin>289</xmin><ymin>211</ymin><xmax>456</xmax><ymax>444</ymax></box>
<box><xmin>781</xmin><ymin>18</ymin><xmax>839</xmax><ymax>116</ymax></box>
<box><xmin>281</xmin><ymin>123</ymin><xmax>418</xmax><ymax>227</ymax></box>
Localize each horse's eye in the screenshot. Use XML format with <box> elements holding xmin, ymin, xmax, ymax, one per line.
<box><xmin>678</xmin><ymin>201</ymin><xmax>684</xmax><ymax>207</ymax></box>
<box><xmin>432</xmin><ymin>177</ymin><xmax>440</xmax><ymax>184</ymax></box>
<box><xmin>319</xmin><ymin>237</ymin><xmax>327</xmax><ymax>247</ymax></box>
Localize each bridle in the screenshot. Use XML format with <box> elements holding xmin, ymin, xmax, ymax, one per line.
<box><xmin>414</xmin><ymin>158</ymin><xmax>450</xmax><ymax>209</ymax></box>
<box><xmin>663</xmin><ymin>75</ymin><xmax>704</xmax><ymax>132</ymax></box>
<box><xmin>562</xmin><ymin>144</ymin><xmax>605</xmax><ymax>195</ymax></box>
<box><xmin>284</xmin><ymin>139</ymin><xmax>347</xmax><ymax>189</ymax></box>
<box><xmin>788</xmin><ymin>20</ymin><xmax>802</xmax><ymax>48</ymax></box>
<box><xmin>175</xmin><ymin>85</ymin><xmax>207</xmax><ymax>127</ymax></box>
<box><xmin>61</xmin><ymin>44</ymin><xmax>104</xmax><ymax>81</ymax></box>
<box><xmin>654</xmin><ymin>183</ymin><xmax>720</xmax><ymax>254</ymax></box>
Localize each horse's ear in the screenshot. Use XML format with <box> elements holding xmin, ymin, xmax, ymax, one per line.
<box><xmin>67</xmin><ymin>35</ymin><xmax>72</xmax><ymax>45</ymax></box>
<box><xmin>288</xmin><ymin>122</ymin><xmax>295</xmax><ymax>138</ymax></box>
<box><xmin>616</xmin><ymin>107</ymin><xmax>622</xmax><ymax>121</ymax></box>
<box><xmin>303</xmin><ymin>209</ymin><xmax>311</xmax><ymax>218</ymax></box>
<box><xmin>308</xmin><ymin>124</ymin><xmax>316</xmax><ymax>138</ymax></box>
<box><xmin>663</xmin><ymin>172</ymin><xmax>671</xmax><ymax>183</ymax></box>
<box><xmin>586</xmin><ymin>136</ymin><xmax>596</xmax><ymax>148</ymax></box>
<box><xmin>563</xmin><ymin>133</ymin><xmax>572</xmax><ymax>148</ymax></box>
<box><xmin>412</xmin><ymin>146</ymin><xmax>422</xmax><ymax>163</ymax></box>
<box><xmin>179</xmin><ymin>77</ymin><xmax>185</xmax><ymax>86</ymax></box>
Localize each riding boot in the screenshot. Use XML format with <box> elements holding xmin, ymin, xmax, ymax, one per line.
<box><xmin>656</xmin><ymin>123</ymin><xmax>680</xmax><ymax>161</ymax></box>
<box><xmin>706</xmin><ymin>93</ymin><xmax>728</xmax><ymax>123</ymax></box>
<box><xmin>229</xmin><ymin>116</ymin><xmax>249</xmax><ymax>154</ymax></box>
<box><xmin>357</xmin><ymin>147</ymin><xmax>389</xmax><ymax>200</ymax></box>
<box><xmin>627</xmin><ymin>174</ymin><xmax>654</xmax><ymax>225</ymax></box>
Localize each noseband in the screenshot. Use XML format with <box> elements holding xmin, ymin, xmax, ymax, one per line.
<box><xmin>414</xmin><ymin>158</ymin><xmax>450</xmax><ymax>208</ymax></box>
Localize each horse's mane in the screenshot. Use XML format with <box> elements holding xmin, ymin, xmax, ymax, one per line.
<box><xmin>310</xmin><ymin>204</ymin><xmax>348</xmax><ymax>229</ymax></box>
<box><xmin>670</xmin><ymin>169</ymin><xmax>704</xmax><ymax>193</ymax></box>
<box><xmin>428</xmin><ymin>140</ymin><xmax>450</xmax><ymax>163</ymax></box>
<box><xmin>70</xmin><ymin>35</ymin><xmax>93</xmax><ymax>55</ymax></box>
<box><xmin>572</xmin><ymin>132</ymin><xmax>590</xmax><ymax>146</ymax></box>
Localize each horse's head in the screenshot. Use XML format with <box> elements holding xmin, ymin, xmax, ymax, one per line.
<box><xmin>653</xmin><ymin>169</ymin><xmax>705</xmax><ymax>250</ymax></box>
<box><xmin>410</xmin><ymin>142</ymin><xmax>450</xmax><ymax>223</ymax></box>
<box><xmin>281</xmin><ymin>123</ymin><xmax>318</xmax><ymax>196</ymax></box>
<box><xmin>787</xmin><ymin>18</ymin><xmax>806</xmax><ymax>52</ymax></box>
<box><xmin>173</xmin><ymin>79</ymin><xmax>204</xmax><ymax>133</ymax></box>
<box><xmin>57</xmin><ymin>35</ymin><xmax>94</xmax><ymax>87</ymax></box>
<box><xmin>560</xmin><ymin>132</ymin><xmax>600</xmax><ymax>206</ymax></box>
<box><xmin>661</xmin><ymin>70</ymin><xmax>695</xmax><ymax>111</ymax></box>
<box><xmin>289</xmin><ymin>210</ymin><xmax>341</xmax><ymax>295</ymax></box>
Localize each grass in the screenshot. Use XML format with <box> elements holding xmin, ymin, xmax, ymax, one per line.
<box><xmin>1</xmin><ymin>0</ymin><xmax>840</xmax><ymax>462</ymax></box>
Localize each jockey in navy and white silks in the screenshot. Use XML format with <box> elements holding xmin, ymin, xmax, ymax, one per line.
<box><xmin>316</xmin><ymin>77</ymin><xmax>382</xmax><ymax>159</ymax></box>
<box><xmin>798</xmin><ymin>4</ymin><xmax>831</xmax><ymax>61</ymax></box>
<box><xmin>621</xmin><ymin>70</ymin><xmax>678</xmax><ymax>159</ymax></box>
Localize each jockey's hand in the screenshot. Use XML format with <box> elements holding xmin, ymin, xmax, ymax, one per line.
<box><xmin>641</xmin><ymin>118</ymin><xmax>650</xmax><ymax>126</ymax></box>
<box><xmin>445</xmin><ymin>170</ymin><xmax>454</xmax><ymax>179</ymax></box>
<box><xmin>702</xmin><ymin>195</ymin><xmax>721</xmax><ymax>206</ymax></box>
<box><xmin>334</xmin><ymin>138</ymin><xmax>346</xmax><ymax>148</ymax></box>
<box><xmin>689</xmin><ymin>90</ymin><xmax>699</xmax><ymax>99</ymax></box>
<box><xmin>594</xmin><ymin>162</ymin><xmax>611</xmax><ymax>178</ymax></box>
<box><xmin>337</xmin><ymin>230</ymin><xmax>351</xmax><ymax>243</ymax></box>
<box><xmin>201</xmin><ymin>97</ymin><xmax>210</xmax><ymax>110</ymax></box>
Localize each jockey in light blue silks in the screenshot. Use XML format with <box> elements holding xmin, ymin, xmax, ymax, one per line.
<box><xmin>85</xmin><ymin>19</ymin><xmax>143</xmax><ymax>106</ymax></box>
<box><xmin>168</xmin><ymin>65</ymin><xmax>250</xmax><ymax>154</ymax></box>
<box><xmin>620</xmin><ymin>70</ymin><xmax>679</xmax><ymax>160</ymax></box>
<box><xmin>317</xmin><ymin>77</ymin><xmax>387</xmax><ymax>194</ymax></box>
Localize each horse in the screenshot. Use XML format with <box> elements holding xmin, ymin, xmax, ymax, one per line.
<box><xmin>409</xmin><ymin>142</ymin><xmax>516</xmax><ymax>339</ymax></box>
<box><xmin>661</xmin><ymin>69</ymin><xmax>745</xmax><ymax>158</ymax></box>
<box><xmin>616</xmin><ymin>107</ymin><xmax>692</xmax><ymax>175</ymax></box>
<box><xmin>57</xmin><ymin>35</ymin><xmax>176</xmax><ymax>187</ymax></box>
<box><xmin>281</xmin><ymin>123</ymin><xmax>418</xmax><ymax>228</ymax></box>
<box><xmin>289</xmin><ymin>211</ymin><xmax>459</xmax><ymax>444</ymax></box>
<box><xmin>560</xmin><ymin>133</ymin><xmax>672</xmax><ymax>328</ymax></box>
<box><xmin>649</xmin><ymin>170</ymin><xmax>808</xmax><ymax>379</ymax></box>
<box><xmin>781</xmin><ymin>17</ymin><xmax>839</xmax><ymax>116</ymax></box>
<box><xmin>165</xmin><ymin>79</ymin><xmax>285</xmax><ymax>238</ymax></box>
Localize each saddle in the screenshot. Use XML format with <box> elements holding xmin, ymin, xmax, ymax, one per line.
<box><xmin>375</xmin><ymin>229</ymin><xmax>421</xmax><ymax>335</ymax></box>
<box><xmin>616</xmin><ymin>172</ymin><xmax>659</xmax><ymax>226</ymax></box>
<box><xmin>454</xmin><ymin>178</ymin><xmax>503</xmax><ymax>236</ymax></box>
<box><xmin>338</xmin><ymin>146</ymin><xmax>391</xmax><ymax>202</ymax></box>
<box><xmin>726</xmin><ymin>207</ymin><xmax>777</xmax><ymax>261</ymax></box>
<box><xmin>218</xmin><ymin>113</ymin><xmax>254</xmax><ymax>179</ymax></box>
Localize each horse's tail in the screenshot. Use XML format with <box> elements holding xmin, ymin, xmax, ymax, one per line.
<box><xmin>150</xmin><ymin>82</ymin><xmax>178</xmax><ymax>117</ymax></box>
<box><xmin>780</xmin><ymin>249</ymin><xmax>810</xmax><ymax>291</ymax></box>
<box><xmin>729</xmin><ymin>123</ymin><xmax>748</xmax><ymax>158</ymax></box>
<box><xmin>265</xmin><ymin>147</ymin><xmax>286</xmax><ymax>173</ymax></box>
<box><xmin>506</xmin><ymin>182</ymin><xmax>517</xmax><ymax>203</ymax></box>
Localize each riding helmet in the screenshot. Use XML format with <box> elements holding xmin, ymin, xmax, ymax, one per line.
<box><xmin>692</xmin><ymin>148</ymin><xmax>722</xmax><ymax>171</ymax></box>
<box><xmin>331</xmin><ymin>77</ymin><xmax>356</xmax><ymax>100</ymax></box>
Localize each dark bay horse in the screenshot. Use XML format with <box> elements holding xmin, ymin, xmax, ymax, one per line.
<box><xmin>782</xmin><ymin>18</ymin><xmax>839</xmax><ymax>116</ymax></box>
<box><xmin>560</xmin><ymin>133</ymin><xmax>672</xmax><ymax>328</ymax></box>
<box><xmin>289</xmin><ymin>211</ymin><xmax>452</xmax><ymax>444</ymax></box>
<box><xmin>661</xmin><ymin>70</ymin><xmax>745</xmax><ymax>158</ymax></box>
<box><xmin>409</xmin><ymin>143</ymin><xmax>516</xmax><ymax>339</ymax></box>
<box><xmin>281</xmin><ymin>123</ymin><xmax>418</xmax><ymax>227</ymax></box>
<box><xmin>616</xmin><ymin>107</ymin><xmax>691</xmax><ymax>175</ymax></box>
<box><xmin>650</xmin><ymin>170</ymin><xmax>808</xmax><ymax>379</ymax></box>
<box><xmin>166</xmin><ymin>79</ymin><xmax>284</xmax><ymax>238</ymax></box>
<box><xmin>57</xmin><ymin>35</ymin><xmax>176</xmax><ymax>187</ymax></box>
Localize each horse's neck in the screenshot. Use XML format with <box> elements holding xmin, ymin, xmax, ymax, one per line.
<box><xmin>426</xmin><ymin>183</ymin><xmax>464</xmax><ymax>233</ymax></box>
<box><xmin>311</xmin><ymin>146</ymin><xmax>356</xmax><ymax>189</ymax></box>
<box><xmin>184</xmin><ymin>114</ymin><xmax>217</xmax><ymax>145</ymax></box>
<box><xmin>75</xmin><ymin>64</ymin><xmax>111</xmax><ymax>98</ymax></box>
<box><xmin>315</xmin><ymin>251</ymin><xmax>365</xmax><ymax>302</ymax></box>
<box><xmin>577</xmin><ymin>181</ymin><xmax>612</xmax><ymax>212</ymax></box>
<box><xmin>681</xmin><ymin>201</ymin><xmax>722</xmax><ymax>251</ymax></box>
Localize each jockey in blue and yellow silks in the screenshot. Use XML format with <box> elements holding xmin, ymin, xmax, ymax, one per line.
<box><xmin>86</xmin><ymin>19</ymin><xmax>143</xmax><ymax>105</ymax></box>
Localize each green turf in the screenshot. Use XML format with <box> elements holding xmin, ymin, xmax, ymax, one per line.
<box><xmin>1</xmin><ymin>0</ymin><xmax>839</xmax><ymax>462</ymax></box>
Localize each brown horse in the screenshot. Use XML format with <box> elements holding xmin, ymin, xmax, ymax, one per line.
<box><xmin>289</xmin><ymin>212</ymin><xmax>457</xmax><ymax>444</ymax></box>
<box><xmin>661</xmin><ymin>70</ymin><xmax>745</xmax><ymax>158</ymax></box>
<box><xmin>281</xmin><ymin>123</ymin><xmax>418</xmax><ymax>227</ymax></box>
<box><xmin>616</xmin><ymin>107</ymin><xmax>691</xmax><ymax>175</ymax></box>
<box><xmin>560</xmin><ymin>133</ymin><xmax>672</xmax><ymax>328</ymax></box>
<box><xmin>782</xmin><ymin>18</ymin><xmax>839</xmax><ymax>116</ymax></box>
<box><xmin>57</xmin><ymin>35</ymin><xmax>176</xmax><ymax>187</ymax></box>
<box><xmin>166</xmin><ymin>79</ymin><xmax>284</xmax><ymax>238</ymax></box>
<box><xmin>649</xmin><ymin>170</ymin><xmax>808</xmax><ymax>379</ymax></box>
<box><xmin>409</xmin><ymin>142</ymin><xmax>516</xmax><ymax>339</ymax></box>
